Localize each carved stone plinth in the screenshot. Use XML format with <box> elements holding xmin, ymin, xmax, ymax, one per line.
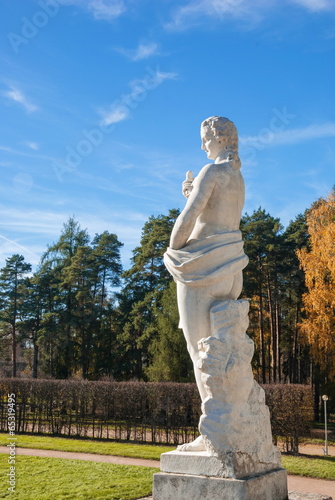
<box><xmin>153</xmin><ymin>469</ymin><xmax>288</xmax><ymax>500</ymax></box>
<box><xmin>161</xmin><ymin>450</ymin><xmax>279</xmax><ymax>480</ymax></box>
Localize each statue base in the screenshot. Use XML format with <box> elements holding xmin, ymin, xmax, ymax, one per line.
<box><xmin>153</xmin><ymin>468</ymin><xmax>288</xmax><ymax>500</ymax></box>
<box><xmin>161</xmin><ymin>450</ymin><xmax>281</xmax><ymax>479</ymax></box>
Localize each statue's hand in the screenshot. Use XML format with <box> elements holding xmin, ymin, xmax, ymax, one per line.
<box><xmin>182</xmin><ymin>170</ymin><xmax>194</xmax><ymax>198</ymax></box>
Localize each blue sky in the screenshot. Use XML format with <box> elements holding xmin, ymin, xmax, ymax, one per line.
<box><xmin>0</xmin><ymin>0</ymin><xmax>334</xmax><ymax>270</ymax></box>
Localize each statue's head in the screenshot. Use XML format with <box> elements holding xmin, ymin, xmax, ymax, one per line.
<box><xmin>200</xmin><ymin>116</ymin><xmax>240</xmax><ymax>168</ymax></box>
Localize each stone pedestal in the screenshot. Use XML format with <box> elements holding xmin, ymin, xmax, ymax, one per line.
<box><xmin>161</xmin><ymin>449</ymin><xmax>281</xmax><ymax>479</ymax></box>
<box><xmin>153</xmin><ymin>451</ymin><xmax>288</xmax><ymax>500</ymax></box>
<box><xmin>153</xmin><ymin>468</ymin><xmax>288</xmax><ymax>500</ymax></box>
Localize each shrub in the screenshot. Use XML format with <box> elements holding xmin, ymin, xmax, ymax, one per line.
<box><xmin>263</xmin><ymin>384</ymin><xmax>314</xmax><ymax>454</ymax></box>
<box><xmin>0</xmin><ymin>379</ymin><xmax>313</xmax><ymax>451</ymax></box>
<box><xmin>0</xmin><ymin>379</ymin><xmax>200</xmax><ymax>445</ymax></box>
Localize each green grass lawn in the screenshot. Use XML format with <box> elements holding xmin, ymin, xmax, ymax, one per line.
<box><xmin>1</xmin><ymin>433</ymin><xmax>335</xmax><ymax>481</ymax></box>
<box><xmin>0</xmin><ymin>456</ymin><xmax>158</xmax><ymax>500</ymax></box>
<box><xmin>0</xmin><ymin>433</ymin><xmax>174</xmax><ymax>460</ymax></box>
<box><xmin>0</xmin><ymin>456</ymin><xmax>334</xmax><ymax>500</ymax></box>
<box><xmin>282</xmin><ymin>454</ymin><xmax>335</xmax><ymax>480</ymax></box>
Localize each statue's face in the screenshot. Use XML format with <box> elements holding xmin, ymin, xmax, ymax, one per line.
<box><xmin>201</xmin><ymin>125</ymin><xmax>222</xmax><ymax>160</ymax></box>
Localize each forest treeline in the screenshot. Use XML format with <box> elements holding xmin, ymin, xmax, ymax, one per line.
<box><xmin>0</xmin><ymin>190</ymin><xmax>334</xmax><ymax>405</ymax></box>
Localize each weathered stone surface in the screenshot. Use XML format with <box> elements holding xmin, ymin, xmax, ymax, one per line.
<box><xmin>159</xmin><ymin>116</ymin><xmax>286</xmax><ymax>495</ymax></box>
<box><xmin>164</xmin><ymin>116</ymin><xmax>249</xmax><ymax>421</ymax></box>
<box><xmin>153</xmin><ymin>469</ymin><xmax>288</xmax><ymax>500</ymax></box>
<box><xmin>161</xmin><ymin>450</ymin><xmax>225</xmax><ymax>477</ymax></box>
<box><xmin>161</xmin><ymin>449</ymin><xmax>280</xmax><ymax>480</ymax></box>
<box><xmin>197</xmin><ymin>299</ymin><xmax>281</xmax><ymax>478</ymax></box>
<box><xmin>141</xmin><ymin>494</ymin><xmax>332</xmax><ymax>500</ymax></box>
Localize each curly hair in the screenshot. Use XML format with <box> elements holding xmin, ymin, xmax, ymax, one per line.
<box><xmin>201</xmin><ymin>116</ymin><xmax>241</xmax><ymax>170</ymax></box>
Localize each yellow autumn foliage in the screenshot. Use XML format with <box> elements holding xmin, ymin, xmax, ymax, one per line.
<box><xmin>297</xmin><ymin>191</ymin><xmax>335</xmax><ymax>378</ymax></box>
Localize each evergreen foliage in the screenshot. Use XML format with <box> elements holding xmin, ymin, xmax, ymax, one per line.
<box><xmin>116</xmin><ymin>209</ymin><xmax>180</xmax><ymax>380</ymax></box>
<box><xmin>0</xmin><ymin>255</ymin><xmax>31</xmax><ymax>377</ymax></box>
<box><xmin>0</xmin><ymin>191</ymin><xmax>334</xmax><ymax>405</ymax></box>
<box><xmin>145</xmin><ymin>281</ymin><xmax>193</xmax><ymax>382</ymax></box>
<box><xmin>1</xmin><ymin>218</ymin><xmax>123</xmax><ymax>380</ymax></box>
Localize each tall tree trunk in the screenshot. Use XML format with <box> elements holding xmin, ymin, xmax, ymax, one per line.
<box><xmin>101</xmin><ymin>268</ymin><xmax>106</xmax><ymax>315</ymax></box>
<box><xmin>293</xmin><ymin>302</ymin><xmax>299</xmax><ymax>383</ymax></box>
<box><xmin>267</xmin><ymin>275</ymin><xmax>276</xmax><ymax>383</ymax></box>
<box><xmin>65</xmin><ymin>290</ymin><xmax>72</xmax><ymax>378</ymax></box>
<box><xmin>276</xmin><ymin>299</ymin><xmax>281</xmax><ymax>382</ymax></box>
<box><xmin>259</xmin><ymin>289</ymin><xmax>266</xmax><ymax>384</ymax></box>
<box><xmin>12</xmin><ymin>325</ymin><xmax>16</xmax><ymax>378</ymax></box>
<box><xmin>32</xmin><ymin>342</ymin><xmax>38</xmax><ymax>378</ymax></box>
<box><xmin>313</xmin><ymin>363</ymin><xmax>321</xmax><ymax>422</ymax></box>
<box><xmin>49</xmin><ymin>331</ymin><xmax>54</xmax><ymax>378</ymax></box>
<box><xmin>81</xmin><ymin>322</ymin><xmax>87</xmax><ymax>379</ymax></box>
<box><xmin>12</xmin><ymin>275</ymin><xmax>18</xmax><ymax>378</ymax></box>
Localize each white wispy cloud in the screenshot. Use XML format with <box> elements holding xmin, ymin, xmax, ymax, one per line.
<box><xmin>0</xmin><ymin>145</ymin><xmax>12</xmax><ymax>153</ymax></box>
<box><xmin>0</xmin><ymin>208</ymin><xmax>66</xmax><ymax>267</ymax></box>
<box><xmin>290</xmin><ymin>0</ymin><xmax>335</xmax><ymax>12</ymax></box>
<box><xmin>23</xmin><ymin>141</ymin><xmax>39</xmax><ymax>150</ymax></box>
<box><xmin>99</xmin><ymin>106</ymin><xmax>129</xmax><ymax>126</ymax></box>
<box><xmin>0</xmin><ymin>205</ymin><xmax>146</xmax><ymax>268</ymax></box>
<box><xmin>3</xmin><ymin>85</ymin><xmax>38</xmax><ymax>113</ymax></box>
<box><xmin>129</xmin><ymin>69</ymin><xmax>178</xmax><ymax>90</ymax></box>
<box><xmin>114</xmin><ymin>42</ymin><xmax>160</xmax><ymax>61</ymax></box>
<box><xmin>99</xmin><ymin>68</ymin><xmax>178</xmax><ymax>126</ymax></box>
<box><xmin>133</xmin><ymin>42</ymin><xmax>160</xmax><ymax>61</ymax></box>
<box><xmin>240</xmin><ymin>122</ymin><xmax>335</xmax><ymax>147</ymax></box>
<box><xmin>165</xmin><ymin>0</ymin><xmax>270</xmax><ymax>30</ymax></box>
<box><xmin>0</xmin><ymin>207</ymin><xmax>67</xmax><ymax>235</ymax></box>
<box><xmin>0</xmin><ymin>144</ymin><xmax>56</xmax><ymax>163</ymax></box>
<box><xmin>0</xmin><ymin>234</ymin><xmax>41</xmax><ymax>262</ymax></box>
<box><xmin>165</xmin><ymin>0</ymin><xmax>334</xmax><ymax>30</ymax></box>
<box><xmin>59</xmin><ymin>0</ymin><xmax>126</xmax><ymax>20</ymax></box>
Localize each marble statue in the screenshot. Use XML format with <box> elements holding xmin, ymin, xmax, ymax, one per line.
<box><xmin>162</xmin><ymin>117</ymin><xmax>283</xmax><ymax>479</ymax></box>
<box><xmin>154</xmin><ymin>117</ymin><xmax>287</xmax><ymax>498</ymax></box>
<box><xmin>164</xmin><ymin>116</ymin><xmax>248</xmax><ymax>453</ymax></box>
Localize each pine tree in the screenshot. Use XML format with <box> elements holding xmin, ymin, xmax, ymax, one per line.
<box><xmin>62</xmin><ymin>245</ymin><xmax>96</xmax><ymax>378</ymax></box>
<box><xmin>241</xmin><ymin>208</ymin><xmax>283</xmax><ymax>383</ymax></box>
<box><xmin>146</xmin><ymin>281</ymin><xmax>193</xmax><ymax>382</ymax></box>
<box><xmin>19</xmin><ymin>274</ymin><xmax>45</xmax><ymax>378</ymax></box>
<box><xmin>0</xmin><ymin>255</ymin><xmax>31</xmax><ymax>377</ymax></box>
<box><xmin>39</xmin><ymin>221</ymin><xmax>123</xmax><ymax>379</ymax></box>
<box><xmin>91</xmin><ymin>231</ymin><xmax>123</xmax><ymax>314</ymax></box>
<box><xmin>280</xmin><ymin>213</ymin><xmax>310</xmax><ymax>383</ymax></box>
<box><xmin>41</xmin><ymin>217</ymin><xmax>90</xmax><ymax>378</ymax></box>
<box><xmin>118</xmin><ymin>209</ymin><xmax>179</xmax><ymax>380</ymax></box>
<box><xmin>31</xmin><ymin>262</ymin><xmax>62</xmax><ymax>378</ymax></box>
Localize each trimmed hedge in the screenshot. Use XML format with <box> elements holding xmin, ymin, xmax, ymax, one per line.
<box><xmin>0</xmin><ymin>379</ymin><xmax>200</xmax><ymax>445</ymax></box>
<box><xmin>0</xmin><ymin>379</ymin><xmax>313</xmax><ymax>451</ymax></box>
<box><xmin>264</xmin><ymin>383</ymin><xmax>314</xmax><ymax>454</ymax></box>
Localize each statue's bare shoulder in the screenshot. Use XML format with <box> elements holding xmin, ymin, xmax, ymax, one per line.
<box><xmin>195</xmin><ymin>160</ymin><xmax>235</xmax><ymax>190</ymax></box>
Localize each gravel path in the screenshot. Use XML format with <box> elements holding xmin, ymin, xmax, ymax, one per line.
<box><xmin>298</xmin><ymin>444</ymin><xmax>335</xmax><ymax>457</ymax></box>
<box><xmin>1</xmin><ymin>444</ymin><xmax>334</xmax><ymax>498</ymax></box>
